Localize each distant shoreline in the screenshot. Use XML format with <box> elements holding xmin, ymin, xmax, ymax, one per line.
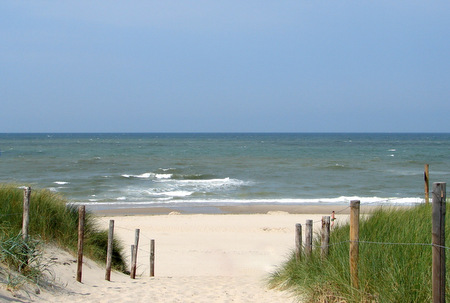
<box><xmin>92</xmin><ymin>203</ymin><xmax>414</xmax><ymax>216</ymax></box>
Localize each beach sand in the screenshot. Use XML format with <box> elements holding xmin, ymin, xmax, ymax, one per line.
<box><xmin>1</xmin><ymin>204</ymin><xmax>373</xmax><ymax>303</ymax></box>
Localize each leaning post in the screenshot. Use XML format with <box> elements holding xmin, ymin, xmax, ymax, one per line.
<box><xmin>130</xmin><ymin>229</ymin><xmax>140</xmax><ymax>279</ymax></box>
<box><xmin>105</xmin><ymin>219</ymin><xmax>114</xmax><ymax>281</ymax></box>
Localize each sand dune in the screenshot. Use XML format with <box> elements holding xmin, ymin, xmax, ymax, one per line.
<box><xmin>2</xmin><ymin>210</ymin><xmax>350</xmax><ymax>302</ymax></box>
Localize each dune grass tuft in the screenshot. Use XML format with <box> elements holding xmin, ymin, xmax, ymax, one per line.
<box><xmin>270</xmin><ymin>203</ymin><xmax>450</xmax><ymax>302</ymax></box>
<box><xmin>0</xmin><ymin>184</ymin><xmax>126</xmax><ymax>276</ymax></box>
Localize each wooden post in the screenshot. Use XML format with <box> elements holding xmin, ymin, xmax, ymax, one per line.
<box><xmin>425</xmin><ymin>164</ymin><xmax>430</xmax><ymax>204</ymax></box>
<box><xmin>130</xmin><ymin>229</ymin><xmax>140</xmax><ymax>279</ymax></box>
<box><xmin>22</xmin><ymin>187</ymin><xmax>31</xmax><ymax>242</ymax></box>
<box><xmin>295</xmin><ymin>223</ymin><xmax>302</xmax><ymax>261</ymax></box>
<box><xmin>20</xmin><ymin>187</ymin><xmax>31</xmax><ymax>271</ymax></box>
<box><xmin>305</xmin><ymin>220</ymin><xmax>313</xmax><ymax>257</ymax></box>
<box><xmin>432</xmin><ymin>182</ymin><xmax>446</xmax><ymax>303</ymax></box>
<box><xmin>105</xmin><ymin>220</ymin><xmax>114</xmax><ymax>281</ymax></box>
<box><xmin>350</xmin><ymin>200</ymin><xmax>360</xmax><ymax>289</ymax></box>
<box><xmin>77</xmin><ymin>206</ymin><xmax>85</xmax><ymax>283</ymax></box>
<box><xmin>150</xmin><ymin>239</ymin><xmax>155</xmax><ymax>277</ymax></box>
<box><xmin>321</xmin><ymin>216</ymin><xmax>330</xmax><ymax>258</ymax></box>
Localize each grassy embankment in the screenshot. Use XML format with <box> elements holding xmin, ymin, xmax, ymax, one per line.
<box><xmin>271</xmin><ymin>203</ymin><xmax>450</xmax><ymax>302</ymax></box>
<box><xmin>0</xmin><ymin>184</ymin><xmax>126</xmax><ymax>288</ymax></box>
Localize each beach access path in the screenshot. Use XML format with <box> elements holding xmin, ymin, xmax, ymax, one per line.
<box><xmin>1</xmin><ymin>205</ymin><xmax>360</xmax><ymax>302</ymax></box>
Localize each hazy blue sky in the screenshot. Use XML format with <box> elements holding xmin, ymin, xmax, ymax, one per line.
<box><xmin>1</xmin><ymin>1</ymin><xmax>449</xmax><ymax>133</ymax></box>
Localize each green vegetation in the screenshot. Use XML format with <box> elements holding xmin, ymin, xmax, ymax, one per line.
<box><xmin>0</xmin><ymin>184</ymin><xmax>126</xmax><ymax>286</ymax></box>
<box><xmin>271</xmin><ymin>203</ymin><xmax>450</xmax><ymax>302</ymax></box>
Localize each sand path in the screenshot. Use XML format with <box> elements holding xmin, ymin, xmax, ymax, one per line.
<box><xmin>2</xmin><ymin>212</ymin><xmax>349</xmax><ymax>302</ymax></box>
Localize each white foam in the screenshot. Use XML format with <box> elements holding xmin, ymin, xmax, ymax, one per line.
<box><xmin>158</xmin><ymin>177</ymin><xmax>249</xmax><ymax>189</ymax></box>
<box><xmin>163</xmin><ymin>191</ymin><xmax>192</xmax><ymax>197</ymax></box>
<box><xmin>54</xmin><ymin>181</ymin><xmax>69</xmax><ymax>185</ymax></box>
<box><xmin>122</xmin><ymin>172</ymin><xmax>172</xmax><ymax>179</ymax></box>
<box><xmin>122</xmin><ymin>173</ymin><xmax>152</xmax><ymax>178</ymax></box>
<box><xmin>69</xmin><ymin>196</ymin><xmax>423</xmax><ymax>207</ymax></box>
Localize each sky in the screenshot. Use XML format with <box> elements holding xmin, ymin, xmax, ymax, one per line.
<box><xmin>1</xmin><ymin>1</ymin><xmax>449</xmax><ymax>133</ymax></box>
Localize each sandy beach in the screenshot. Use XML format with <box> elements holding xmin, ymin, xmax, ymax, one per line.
<box><xmin>1</xmin><ymin>204</ymin><xmax>366</xmax><ymax>303</ymax></box>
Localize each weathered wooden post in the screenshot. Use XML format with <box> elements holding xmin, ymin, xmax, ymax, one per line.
<box><xmin>425</xmin><ymin>164</ymin><xmax>430</xmax><ymax>204</ymax></box>
<box><xmin>77</xmin><ymin>205</ymin><xmax>86</xmax><ymax>283</ymax></box>
<box><xmin>305</xmin><ymin>220</ymin><xmax>313</xmax><ymax>257</ymax></box>
<box><xmin>321</xmin><ymin>216</ymin><xmax>330</xmax><ymax>258</ymax></box>
<box><xmin>295</xmin><ymin>223</ymin><xmax>302</xmax><ymax>261</ymax></box>
<box><xmin>432</xmin><ymin>182</ymin><xmax>446</xmax><ymax>303</ymax></box>
<box><xmin>130</xmin><ymin>229</ymin><xmax>140</xmax><ymax>279</ymax></box>
<box><xmin>105</xmin><ymin>219</ymin><xmax>114</xmax><ymax>281</ymax></box>
<box><xmin>22</xmin><ymin>187</ymin><xmax>31</xmax><ymax>243</ymax></box>
<box><xmin>350</xmin><ymin>200</ymin><xmax>360</xmax><ymax>289</ymax></box>
<box><xmin>20</xmin><ymin>187</ymin><xmax>31</xmax><ymax>271</ymax></box>
<box><xmin>150</xmin><ymin>239</ymin><xmax>155</xmax><ymax>277</ymax></box>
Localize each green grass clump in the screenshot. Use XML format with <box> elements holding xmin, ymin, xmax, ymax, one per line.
<box><xmin>271</xmin><ymin>203</ymin><xmax>450</xmax><ymax>302</ymax></box>
<box><xmin>0</xmin><ymin>184</ymin><xmax>126</xmax><ymax>274</ymax></box>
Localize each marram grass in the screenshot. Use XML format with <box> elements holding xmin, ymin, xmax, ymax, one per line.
<box><xmin>270</xmin><ymin>203</ymin><xmax>450</xmax><ymax>302</ymax></box>
<box><xmin>0</xmin><ymin>184</ymin><xmax>126</xmax><ymax>274</ymax></box>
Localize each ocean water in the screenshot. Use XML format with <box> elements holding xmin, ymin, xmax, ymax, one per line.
<box><xmin>0</xmin><ymin>133</ymin><xmax>449</xmax><ymax>209</ymax></box>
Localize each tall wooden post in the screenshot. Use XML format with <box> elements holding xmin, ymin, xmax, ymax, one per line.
<box><xmin>105</xmin><ymin>220</ymin><xmax>114</xmax><ymax>281</ymax></box>
<box><xmin>20</xmin><ymin>187</ymin><xmax>31</xmax><ymax>271</ymax></box>
<box><xmin>77</xmin><ymin>206</ymin><xmax>85</xmax><ymax>283</ymax></box>
<box><xmin>321</xmin><ymin>216</ymin><xmax>330</xmax><ymax>258</ymax></box>
<box><xmin>22</xmin><ymin>187</ymin><xmax>31</xmax><ymax>243</ymax></box>
<box><xmin>350</xmin><ymin>200</ymin><xmax>360</xmax><ymax>289</ymax></box>
<box><xmin>425</xmin><ymin>164</ymin><xmax>430</xmax><ymax>204</ymax></box>
<box><xmin>130</xmin><ymin>229</ymin><xmax>140</xmax><ymax>279</ymax></box>
<box><xmin>305</xmin><ymin>220</ymin><xmax>313</xmax><ymax>257</ymax></box>
<box><xmin>150</xmin><ymin>239</ymin><xmax>155</xmax><ymax>277</ymax></box>
<box><xmin>432</xmin><ymin>182</ymin><xmax>446</xmax><ymax>303</ymax></box>
<box><xmin>295</xmin><ymin>223</ymin><xmax>302</xmax><ymax>261</ymax></box>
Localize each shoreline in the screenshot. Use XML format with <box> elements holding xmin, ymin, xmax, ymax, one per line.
<box><xmin>92</xmin><ymin>203</ymin><xmax>414</xmax><ymax>216</ymax></box>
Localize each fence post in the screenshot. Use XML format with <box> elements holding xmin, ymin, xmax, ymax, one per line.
<box><xmin>105</xmin><ymin>220</ymin><xmax>114</xmax><ymax>281</ymax></box>
<box><xmin>305</xmin><ymin>220</ymin><xmax>313</xmax><ymax>257</ymax></box>
<box><xmin>432</xmin><ymin>182</ymin><xmax>446</xmax><ymax>303</ymax></box>
<box><xmin>321</xmin><ymin>216</ymin><xmax>330</xmax><ymax>258</ymax></box>
<box><xmin>150</xmin><ymin>239</ymin><xmax>155</xmax><ymax>277</ymax></box>
<box><xmin>77</xmin><ymin>205</ymin><xmax>85</xmax><ymax>283</ymax></box>
<box><xmin>295</xmin><ymin>223</ymin><xmax>302</xmax><ymax>261</ymax></box>
<box><xmin>130</xmin><ymin>229</ymin><xmax>140</xmax><ymax>279</ymax></box>
<box><xmin>350</xmin><ymin>200</ymin><xmax>360</xmax><ymax>289</ymax></box>
<box><xmin>20</xmin><ymin>187</ymin><xmax>31</xmax><ymax>271</ymax></box>
<box><xmin>22</xmin><ymin>187</ymin><xmax>31</xmax><ymax>243</ymax></box>
<box><xmin>425</xmin><ymin>164</ymin><xmax>430</xmax><ymax>204</ymax></box>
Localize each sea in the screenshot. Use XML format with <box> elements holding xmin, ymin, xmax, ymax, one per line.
<box><xmin>0</xmin><ymin>133</ymin><xmax>448</xmax><ymax>210</ymax></box>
